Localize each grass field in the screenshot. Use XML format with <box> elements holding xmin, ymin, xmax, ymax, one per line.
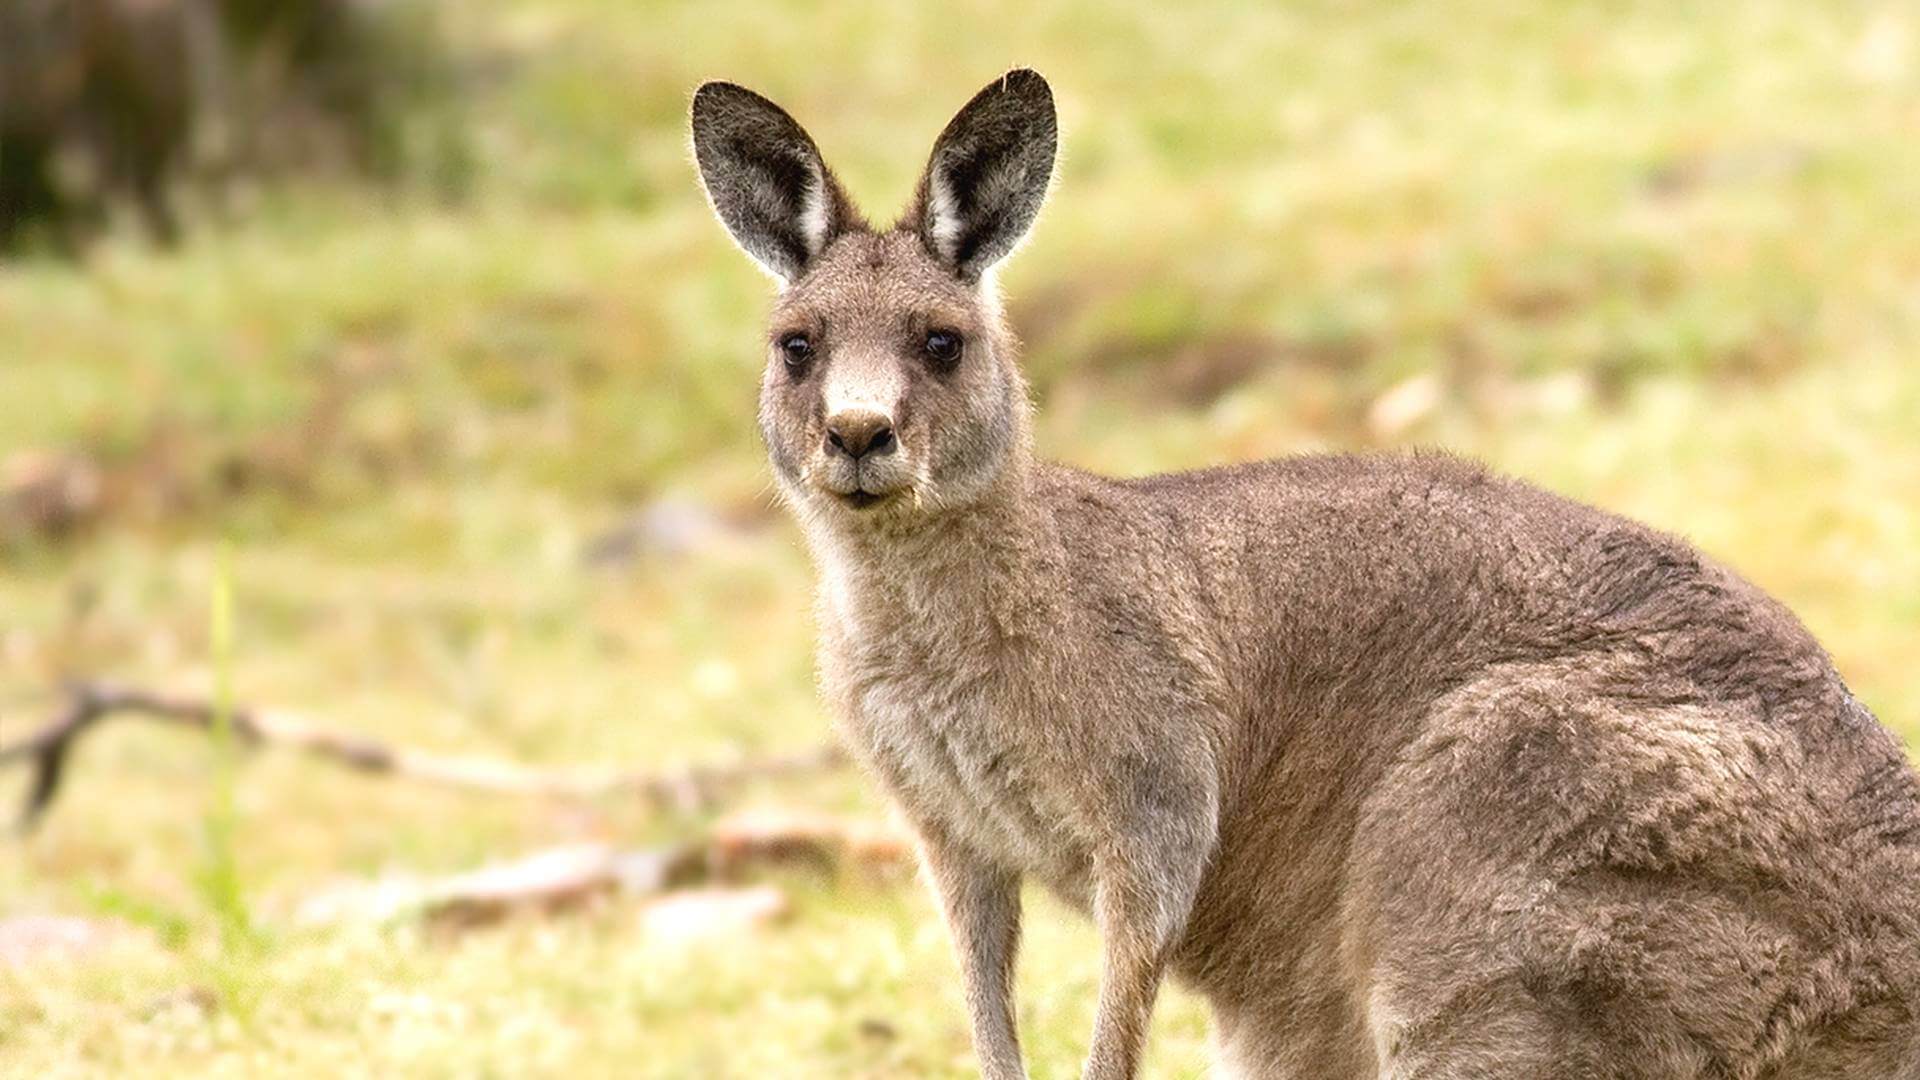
<box><xmin>2</xmin><ymin>0</ymin><xmax>1918</xmax><ymax>1075</ymax></box>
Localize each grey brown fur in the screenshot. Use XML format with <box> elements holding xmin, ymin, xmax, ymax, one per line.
<box><xmin>691</xmin><ymin>70</ymin><xmax>1920</xmax><ymax>1079</ymax></box>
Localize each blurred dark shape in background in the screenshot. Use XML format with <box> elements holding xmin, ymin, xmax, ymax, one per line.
<box><xmin>0</xmin><ymin>0</ymin><xmax>462</xmax><ymax>253</ymax></box>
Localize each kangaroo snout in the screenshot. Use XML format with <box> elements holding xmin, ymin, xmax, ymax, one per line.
<box><xmin>825</xmin><ymin>411</ymin><xmax>896</xmax><ymax>461</ymax></box>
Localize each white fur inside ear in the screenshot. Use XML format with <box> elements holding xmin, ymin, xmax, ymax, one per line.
<box><xmin>798</xmin><ymin>163</ymin><xmax>833</xmax><ymax>260</ymax></box>
<box><xmin>927</xmin><ymin>152</ymin><xmax>1042</xmax><ymax>273</ymax></box>
<box><xmin>726</xmin><ymin>155</ymin><xmax>834</xmax><ymax>285</ymax></box>
<box><xmin>926</xmin><ymin>167</ymin><xmax>964</xmax><ymax>264</ymax></box>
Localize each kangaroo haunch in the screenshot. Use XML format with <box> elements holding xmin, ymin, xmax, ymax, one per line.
<box><xmin>691</xmin><ymin>70</ymin><xmax>1920</xmax><ymax>1080</ymax></box>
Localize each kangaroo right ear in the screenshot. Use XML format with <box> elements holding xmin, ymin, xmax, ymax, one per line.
<box><xmin>691</xmin><ymin>82</ymin><xmax>856</xmax><ymax>284</ymax></box>
<box><xmin>915</xmin><ymin>70</ymin><xmax>1058</xmax><ymax>282</ymax></box>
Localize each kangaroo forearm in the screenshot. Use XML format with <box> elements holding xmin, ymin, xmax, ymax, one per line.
<box><xmin>924</xmin><ymin>842</ymin><xmax>1028</xmax><ymax>1079</ymax></box>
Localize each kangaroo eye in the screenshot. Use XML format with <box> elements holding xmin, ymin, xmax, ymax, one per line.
<box><xmin>778</xmin><ymin>333</ymin><xmax>814</xmax><ymax>375</ymax></box>
<box><xmin>924</xmin><ymin>330</ymin><xmax>963</xmax><ymax>368</ymax></box>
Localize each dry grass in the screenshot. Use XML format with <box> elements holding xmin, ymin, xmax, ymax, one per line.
<box><xmin>2</xmin><ymin>0</ymin><xmax>1917</xmax><ymax>1075</ymax></box>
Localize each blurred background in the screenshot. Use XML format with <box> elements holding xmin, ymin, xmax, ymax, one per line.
<box><xmin>2</xmin><ymin>0</ymin><xmax>1917</xmax><ymax>1075</ymax></box>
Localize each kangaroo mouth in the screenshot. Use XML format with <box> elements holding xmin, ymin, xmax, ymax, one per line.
<box><xmin>814</xmin><ymin>459</ymin><xmax>911</xmax><ymax>511</ymax></box>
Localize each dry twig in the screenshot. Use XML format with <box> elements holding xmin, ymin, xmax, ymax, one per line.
<box><xmin>0</xmin><ymin>681</ymin><xmax>846</xmax><ymax>831</ymax></box>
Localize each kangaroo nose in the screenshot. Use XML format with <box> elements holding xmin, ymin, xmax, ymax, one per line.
<box><xmin>825</xmin><ymin>412</ymin><xmax>896</xmax><ymax>460</ymax></box>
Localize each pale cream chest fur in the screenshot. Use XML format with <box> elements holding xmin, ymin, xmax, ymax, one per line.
<box><xmin>815</xmin><ymin>553</ymin><xmax>1095</xmax><ymax>901</ymax></box>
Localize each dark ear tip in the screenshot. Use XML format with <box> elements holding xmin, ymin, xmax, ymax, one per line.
<box><xmin>1000</xmin><ymin>68</ymin><xmax>1049</xmax><ymax>92</ymax></box>
<box><xmin>996</xmin><ymin>68</ymin><xmax>1053</xmax><ymax>107</ymax></box>
<box><xmin>690</xmin><ymin>80</ymin><xmax>768</xmax><ymax>123</ymax></box>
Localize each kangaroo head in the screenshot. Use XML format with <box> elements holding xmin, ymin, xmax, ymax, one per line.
<box><xmin>691</xmin><ymin>71</ymin><xmax>1057</xmax><ymax>526</ymax></box>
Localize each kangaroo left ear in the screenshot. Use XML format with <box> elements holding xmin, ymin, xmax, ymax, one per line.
<box><xmin>691</xmin><ymin>81</ymin><xmax>858</xmax><ymax>284</ymax></box>
<box><xmin>914</xmin><ymin>70</ymin><xmax>1058</xmax><ymax>283</ymax></box>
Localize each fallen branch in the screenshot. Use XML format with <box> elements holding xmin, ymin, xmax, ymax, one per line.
<box><xmin>295</xmin><ymin>810</ymin><xmax>915</xmax><ymax>930</ymax></box>
<box><xmin>294</xmin><ymin>843</ymin><xmax>705</xmax><ymax>927</ymax></box>
<box><xmin>0</xmin><ymin>681</ymin><xmax>847</xmax><ymax>831</ymax></box>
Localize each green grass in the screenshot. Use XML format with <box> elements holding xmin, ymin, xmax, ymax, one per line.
<box><xmin>2</xmin><ymin>0</ymin><xmax>1918</xmax><ymax>1075</ymax></box>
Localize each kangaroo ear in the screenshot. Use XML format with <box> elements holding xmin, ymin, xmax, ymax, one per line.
<box><xmin>691</xmin><ymin>82</ymin><xmax>856</xmax><ymax>283</ymax></box>
<box><xmin>914</xmin><ymin>70</ymin><xmax>1057</xmax><ymax>282</ymax></box>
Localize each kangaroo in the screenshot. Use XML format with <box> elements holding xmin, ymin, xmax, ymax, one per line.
<box><xmin>689</xmin><ymin>70</ymin><xmax>1920</xmax><ymax>1079</ymax></box>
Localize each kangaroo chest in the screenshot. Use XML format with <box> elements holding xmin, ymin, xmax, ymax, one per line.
<box><xmin>828</xmin><ymin>636</ymin><xmax>1093</xmax><ymax>897</ymax></box>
